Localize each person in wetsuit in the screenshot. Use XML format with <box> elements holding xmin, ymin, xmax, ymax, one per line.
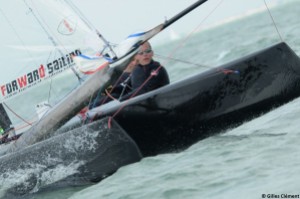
<box><xmin>120</xmin><ymin>41</ymin><xmax>170</xmax><ymax>101</ymax></box>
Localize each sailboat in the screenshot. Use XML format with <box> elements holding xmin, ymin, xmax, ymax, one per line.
<box><xmin>1</xmin><ymin>0</ymin><xmax>300</xmax><ymax>197</ymax></box>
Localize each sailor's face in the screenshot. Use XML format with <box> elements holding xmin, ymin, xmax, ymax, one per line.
<box><xmin>138</xmin><ymin>43</ymin><xmax>153</xmax><ymax>65</ymax></box>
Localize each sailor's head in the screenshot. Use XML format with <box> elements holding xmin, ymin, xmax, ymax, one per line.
<box><xmin>137</xmin><ymin>41</ymin><xmax>153</xmax><ymax>65</ymax></box>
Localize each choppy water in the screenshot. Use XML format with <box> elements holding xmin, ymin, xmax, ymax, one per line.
<box><xmin>2</xmin><ymin>1</ymin><xmax>300</xmax><ymax>198</ymax></box>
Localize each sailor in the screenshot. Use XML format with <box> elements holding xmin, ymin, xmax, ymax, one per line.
<box><xmin>120</xmin><ymin>41</ymin><xmax>170</xmax><ymax>101</ymax></box>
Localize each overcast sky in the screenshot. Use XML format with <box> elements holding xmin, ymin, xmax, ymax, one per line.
<box><xmin>73</xmin><ymin>0</ymin><xmax>283</xmax><ymax>45</ymax></box>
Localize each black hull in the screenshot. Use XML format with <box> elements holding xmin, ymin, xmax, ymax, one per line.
<box><xmin>2</xmin><ymin>42</ymin><xmax>300</xmax><ymax>196</ymax></box>
<box><xmin>90</xmin><ymin>42</ymin><xmax>300</xmax><ymax>156</ymax></box>
<box><xmin>0</xmin><ymin>118</ymin><xmax>141</xmax><ymax>197</ymax></box>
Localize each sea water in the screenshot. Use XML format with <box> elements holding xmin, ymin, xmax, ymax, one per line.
<box><xmin>4</xmin><ymin>1</ymin><xmax>300</xmax><ymax>199</ymax></box>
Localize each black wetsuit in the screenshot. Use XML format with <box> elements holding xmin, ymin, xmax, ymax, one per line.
<box><xmin>121</xmin><ymin>60</ymin><xmax>169</xmax><ymax>101</ymax></box>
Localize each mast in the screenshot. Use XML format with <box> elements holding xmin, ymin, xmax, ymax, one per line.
<box><xmin>108</xmin><ymin>0</ymin><xmax>209</xmax><ymax>65</ymax></box>
<box><xmin>163</xmin><ymin>0</ymin><xmax>208</xmax><ymax>30</ymax></box>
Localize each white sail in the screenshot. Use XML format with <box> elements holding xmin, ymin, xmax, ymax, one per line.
<box><xmin>0</xmin><ymin>0</ymin><xmax>110</xmax><ymax>133</ymax></box>
<box><xmin>0</xmin><ymin>0</ymin><xmax>109</xmax><ymax>101</ymax></box>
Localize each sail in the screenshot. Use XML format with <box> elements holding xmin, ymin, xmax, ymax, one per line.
<box><xmin>0</xmin><ymin>0</ymin><xmax>110</xmax><ymax>99</ymax></box>
<box><xmin>0</xmin><ymin>0</ymin><xmax>110</xmax><ymax>132</ymax></box>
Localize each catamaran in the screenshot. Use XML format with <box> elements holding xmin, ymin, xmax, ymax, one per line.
<box><xmin>1</xmin><ymin>0</ymin><xmax>300</xmax><ymax>197</ymax></box>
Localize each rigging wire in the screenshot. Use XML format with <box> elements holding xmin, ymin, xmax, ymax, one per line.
<box><xmin>46</xmin><ymin>50</ymin><xmax>56</xmax><ymax>103</ymax></box>
<box><xmin>155</xmin><ymin>54</ymin><xmax>210</xmax><ymax>69</ymax></box>
<box><xmin>162</xmin><ymin>0</ymin><xmax>224</xmax><ymax>63</ymax></box>
<box><xmin>47</xmin><ymin>76</ymin><xmax>54</xmax><ymax>104</ymax></box>
<box><xmin>64</xmin><ymin>0</ymin><xmax>117</xmax><ymax>59</ymax></box>
<box><xmin>157</xmin><ymin>0</ymin><xmax>284</xmax><ymax>70</ymax></box>
<box><xmin>0</xmin><ymin>7</ymin><xmax>39</xmax><ymax>77</ymax></box>
<box><xmin>3</xmin><ymin>103</ymin><xmax>33</xmax><ymax>126</ymax></box>
<box><xmin>263</xmin><ymin>0</ymin><xmax>284</xmax><ymax>42</ymax></box>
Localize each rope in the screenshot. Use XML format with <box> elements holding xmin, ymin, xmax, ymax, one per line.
<box><xmin>263</xmin><ymin>0</ymin><xmax>283</xmax><ymax>42</ymax></box>
<box><xmin>155</xmin><ymin>53</ymin><xmax>211</xmax><ymax>68</ymax></box>
<box><xmin>3</xmin><ymin>102</ymin><xmax>33</xmax><ymax>126</ymax></box>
